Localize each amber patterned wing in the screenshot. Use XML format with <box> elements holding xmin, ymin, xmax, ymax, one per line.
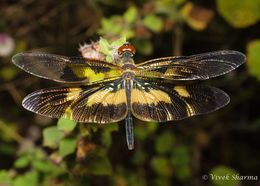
<box><xmin>130</xmin><ymin>79</ymin><xmax>229</xmax><ymax>122</ymax></box>
<box><xmin>22</xmin><ymin>80</ymin><xmax>127</xmax><ymax>123</ymax></box>
<box><xmin>12</xmin><ymin>52</ymin><xmax>122</xmax><ymax>84</ymax></box>
<box><xmin>135</xmin><ymin>50</ymin><xmax>246</xmax><ymax>81</ymax></box>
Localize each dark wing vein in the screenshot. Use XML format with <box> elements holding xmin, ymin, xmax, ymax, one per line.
<box><xmin>12</xmin><ymin>52</ymin><xmax>122</xmax><ymax>84</ymax></box>
<box><xmin>22</xmin><ymin>81</ymin><xmax>127</xmax><ymax>123</ymax></box>
<box><xmin>131</xmin><ymin>78</ymin><xmax>230</xmax><ymax>122</ymax></box>
<box><xmin>136</xmin><ymin>50</ymin><xmax>246</xmax><ymax>80</ymax></box>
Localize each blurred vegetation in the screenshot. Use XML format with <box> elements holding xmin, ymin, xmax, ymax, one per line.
<box><xmin>0</xmin><ymin>0</ymin><xmax>260</xmax><ymax>186</ymax></box>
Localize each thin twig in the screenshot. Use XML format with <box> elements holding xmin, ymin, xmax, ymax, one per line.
<box><xmin>173</xmin><ymin>24</ymin><xmax>183</xmax><ymax>56</ymax></box>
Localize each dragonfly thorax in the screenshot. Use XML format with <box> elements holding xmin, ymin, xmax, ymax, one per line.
<box><xmin>117</xmin><ymin>43</ymin><xmax>136</xmax><ymax>79</ymax></box>
<box><xmin>121</xmin><ymin>55</ymin><xmax>136</xmax><ymax>79</ymax></box>
<box><xmin>122</xmin><ymin>61</ymin><xmax>136</xmax><ymax>79</ymax></box>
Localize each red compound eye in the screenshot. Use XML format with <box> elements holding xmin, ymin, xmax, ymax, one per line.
<box><xmin>118</xmin><ymin>42</ymin><xmax>136</xmax><ymax>55</ymax></box>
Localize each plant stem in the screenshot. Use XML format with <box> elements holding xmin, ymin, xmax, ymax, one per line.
<box><xmin>0</xmin><ymin>120</ymin><xmax>25</xmax><ymax>143</ymax></box>
<box><xmin>173</xmin><ymin>24</ymin><xmax>183</xmax><ymax>56</ymax></box>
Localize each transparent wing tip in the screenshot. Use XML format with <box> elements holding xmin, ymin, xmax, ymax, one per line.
<box><xmin>12</xmin><ymin>52</ymin><xmax>30</xmax><ymax>69</ymax></box>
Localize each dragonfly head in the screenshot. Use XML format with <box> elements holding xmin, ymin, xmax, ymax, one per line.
<box><xmin>118</xmin><ymin>42</ymin><xmax>136</xmax><ymax>57</ymax></box>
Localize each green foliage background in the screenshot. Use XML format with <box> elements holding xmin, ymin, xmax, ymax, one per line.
<box><xmin>0</xmin><ymin>0</ymin><xmax>260</xmax><ymax>186</ymax></box>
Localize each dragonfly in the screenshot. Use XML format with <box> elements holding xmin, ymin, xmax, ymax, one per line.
<box><xmin>12</xmin><ymin>42</ymin><xmax>246</xmax><ymax>150</ymax></box>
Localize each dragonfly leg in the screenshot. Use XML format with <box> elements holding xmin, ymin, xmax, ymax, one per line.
<box><xmin>125</xmin><ymin>112</ymin><xmax>134</xmax><ymax>150</ymax></box>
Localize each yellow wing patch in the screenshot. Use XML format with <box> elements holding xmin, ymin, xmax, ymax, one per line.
<box><xmin>64</xmin><ymin>107</ymin><xmax>73</xmax><ymax>119</ymax></box>
<box><xmin>66</xmin><ymin>88</ymin><xmax>82</xmax><ymax>100</ymax></box>
<box><xmin>174</xmin><ymin>86</ymin><xmax>190</xmax><ymax>97</ymax></box>
<box><xmin>22</xmin><ymin>82</ymin><xmax>128</xmax><ymax>124</ymax></box>
<box><xmin>86</xmin><ymin>88</ymin><xmax>126</xmax><ymax>106</ymax></box>
<box><xmin>131</xmin><ymin>89</ymin><xmax>171</xmax><ymax>105</ymax></box>
<box><xmin>83</xmin><ymin>68</ymin><xmax>105</xmax><ymax>83</ymax></box>
<box><xmin>63</xmin><ymin>86</ymin><xmax>128</xmax><ymax>122</ymax></box>
<box><xmin>130</xmin><ymin>81</ymin><xmax>229</xmax><ymax>122</ymax></box>
<box><xmin>70</xmin><ymin>83</ymin><xmax>128</xmax><ymax>123</ymax></box>
<box><xmin>107</xmin><ymin>69</ymin><xmax>122</xmax><ymax>77</ymax></box>
<box><xmin>71</xmin><ymin>67</ymin><xmax>122</xmax><ymax>83</ymax></box>
<box><xmin>63</xmin><ymin>88</ymin><xmax>82</xmax><ymax>119</ymax></box>
<box><xmin>186</xmin><ymin>103</ymin><xmax>196</xmax><ymax>116</ymax></box>
<box><xmin>130</xmin><ymin>83</ymin><xmax>177</xmax><ymax>122</ymax></box>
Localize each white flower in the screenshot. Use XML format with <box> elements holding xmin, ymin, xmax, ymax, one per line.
<box><xmin>0</xmin><ymin>33</ymin><xmax>15</xmax><ymax>57</ymax></box>
<box><xmin>79</xmin><ymin>41</ymin><xmax>105</xmax><ymax>60</ymax></box>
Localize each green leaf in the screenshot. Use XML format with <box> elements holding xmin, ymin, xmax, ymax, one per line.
<box><xmin>57</xmin><ymin>118</ymin><xmax>77</xmax><ymax>133</ymax></box>
<box><xmin>15</xmin><ymin>40</ymin><xmax>27</xmax><ymax>53</ymax></box>
<box><xmin>175</xmin><ymin>166</ymin><xmax>191</xmax><ymax>181</ymax></box>
<box><xmin>105</xmin><ymin>55</ymin><xmax>113</xmax><ymax>63</ymax></box>
<box><xmin>127</xmin><ymin>173</ymin><xmax>147</xmax><ymax>186</ymax></box>
<box><xmin>147</xmin><ymin>121</ymin><xmax>158</xmax><ymax>133</ymax></box>
<box><xmin>33</xmin><ymin>148</ymin><xmax>46</xmax><ymax>160</ymax></box>
<box><xmin>33</xmin><ymin>159</ymin><xmax>67</xmax><ymax>175</ymax></box>
<box><xmin>143</xmin><ymin>15</ymin><xmax>163</xmax><ymax>32</ymax></box>
<box><xmin>14</xmin><ymin>155</ymin><xmax>30</xmax><ymax>168</ymax></box>
<box><xmin>181</xmin><ymin>2</ymin><xmax>214</xmax><ymax>31</ymax></box>
<box><xmin>99</xmin><ymin>37</ymin><xmax>111</xmax><ymax>55</ymax></box>
<box><xmin>132</xmin><ymin>148</ymin><xmax>147</xmax><ymax>166</ymax></box>
<box><xmin>111</xmin><ymin>37</ymin><xmax>126</xmax><ymax>47</ymax></box>
<box><xmin>43</xmin><ymin>126</ymin><xmax>64</xmax><ymax>148</ymax></box>
<box><xmin>250</xmin><ymin>117</ymin><xmax>260</xmax><ymax>129</ymax></box>
<box><xmin>121</xmin><ymin>30</ymin><xmax>135</xmax><ymax>39</ymax></box>
<box><xmin>13</xmin><ymin>171</ymin><xmax>38</xmax><ymax>186</ymax></box>
<box><xmin>89</xmin><ymin>156</ymin><xmax>113</xmax><ymax>175</ymax></box>
<box><xmin>104</xmin><ymin>123</ymin><xmax>119</xmax><ymax>132</ymax></box>
<box><xmin>32</xmin><ymin>160</ymin><xmax>55</xmax><ymax>172</ymax></box>
<box><xmin>171</xmin><ymin>145</ymin><xmax>191</xmax><ymax>180</ymax></box>
<box><xmin>101</xmin><ymin>123</ymin><xmax>118</xmax><ymax>147</ymax></box>
<box><xmin>134</xmin><ymin>122</ymin><xmax>158</xmax><ymax>140</ymax></box>
<box><xmin>101</xmin><ymin>131</ymin><xmax>112</xmax><ymax>147</ymax></box>
<box><xmin>90</xmin><ymin>123</ymin><xmax>99</xmax><ymax>132</ymax></box>
<box><xmin>59</xmin><ymin>138</ymin><xmax>77</xmax><ymax>157</ymax></box>
<box><xmin>210</xmin><ymin>166</ymin><xmax>240</xmax><ymax>186</ymax></box>
<box><xmin>134</xmin><ymin>125</ymin><xmax>149</xmax><ymax>140</ymax></box>
<box><xmin>0</xmin><ymin>170</ymin><xmax>12</xmax><ymax>185</ymax></box>
<box><xmin>155</xmin><ymin>131</ymin><xmax>174</xmax><ymax>154</ymax></box>
<box><xmin>175</xmin><ymin>0</ymin><xmax>187</xmax><ymax>5</ymax></box>
<box><xmin>247</xmin><ymin>39</ymin><xmax>260</xmax><ymax>81</ymax></box>
<box><xmin>98</xmin><ymin>16</ymin><xmax>123</xmax><ymax>36</ymax></box>
<box><xmin>217</xmin><ymin>0</ymin><xmax>260</xmax><ymax>28</ymax></box>
<box><xmin>79</xmin><ymin>124</ymin><xmax>91</xmax><ymax>137</ymax></box>
<box><xmin>171</xmin><ymin>145</ymin><xmax>190</xmax><ymax>167</ymax></box>
<box><xmin>0</xmin><ymin>143</ymin><xmax>16</xmax><ymax>155</ymax></box>
<box><xmin>0</xmin><ymin>67</ymin><xmax>18</xmax><ymax>80</ymax></box>
<box><xmin>133</xmin><ymin>39</ymin><xmax>153</xmax><ymax>55</ymax></box>
<box><xmin>154</xmin><ymin>177</ymin><xmax>171</xmax><ymax>186</ymax></box>
<box><xmin>123</xmin><ymin>6</ymin><xmax>138</xmax><ymax>23</ymax></box>
<box><xmin>151</xmin><ymin>156</ymin><xmax>172</xmax><ymax>177</ymax></box>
